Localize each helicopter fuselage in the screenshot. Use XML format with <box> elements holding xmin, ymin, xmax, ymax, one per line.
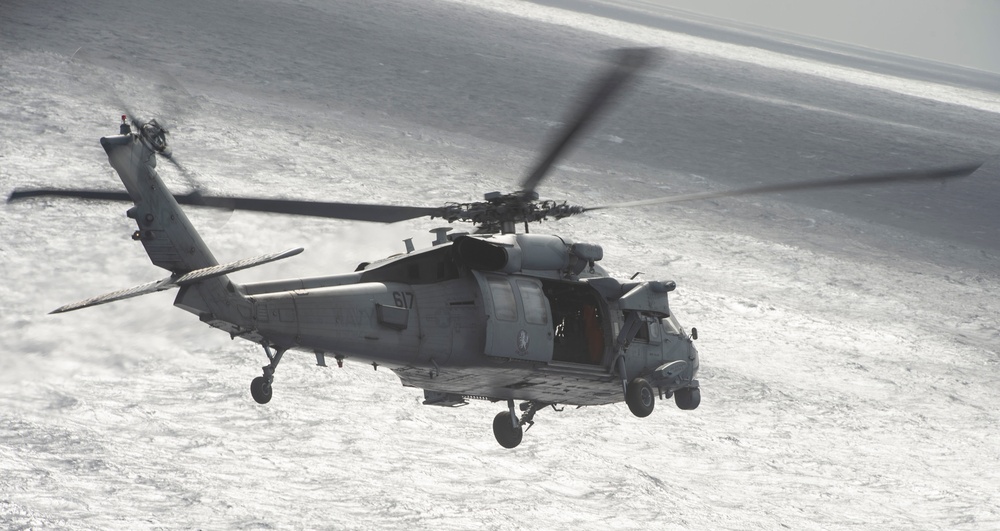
<box><xmin>66</xmin><ymin>131</ymin><xmax>698</xmax><ymax>414</ymax></box>
<box><xmin>227</xmin><ymin>233</ymin><xmax>700</xmax><ymax>407</ymax></box>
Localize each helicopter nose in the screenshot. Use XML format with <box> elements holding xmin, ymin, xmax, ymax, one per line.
<box><xmin>688</xmin><ymin>344</ymin><xmax>700</xmax><ymax>375</ymax></box>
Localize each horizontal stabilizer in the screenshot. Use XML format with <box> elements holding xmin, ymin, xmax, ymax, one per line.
<box><xmin>173</xmin><ymin>247</ymin><xmax>303</xmax><ymax>285</ymax></box>
<box><xmin>51</xmin><ymin>248</ymin><xmax>303</xmax><ymax>314</ymax></box>
<box><xmin>51</xmin><ymin>277</ymin><xmax>177</xmax><ymax>314</ymax></box>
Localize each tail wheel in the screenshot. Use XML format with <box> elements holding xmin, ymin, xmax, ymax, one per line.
<box><xmin>492</xmin><ymin>411</ymin><xmax>524</xmax><ymax>449</ymax></box>
<box><xmin>250</xmin><ymin>376</ymin><xmax>272</xmax><ymax>404</ymax></box>
<box><xmin>674</xmin><ymin>387</ymin><xmax>701</xmax><ymax>410</ymax></box>
<box><xmin>625</xmin><ymin>378</ymin><xmax>655</xmax><ymax>417</ymax></box>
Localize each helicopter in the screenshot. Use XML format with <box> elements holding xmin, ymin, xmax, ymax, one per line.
<box><xmin>8</xmin><ymin>48</ymin><xmax>981</xmax><ymax>448</ymax></box>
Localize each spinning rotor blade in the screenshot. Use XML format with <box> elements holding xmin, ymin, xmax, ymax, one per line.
<box><xmin>7</xmin><ymin>188</ymin><xmax>439</xmax><ymax>223</ymax></box>
<box><xmin>160</xmin><ymin>150</ymin><xmax>205</xmax><ymax>195</ymax></box>
<box><xmin>519</xmin><ymin>47</ymin><xmax>657</xmax><ymax>195</ymax></box>
<box><xmin>114</xmin><ymin>99</ymin><xmax>202</xmax><ymax>194</ymax></box>
<box><xmin>110</xmin><ymin>90</ymin><xmax>149</xmax><ymax>134</ymax></box>
<box><xmin>186</xmin><ymin>195</ymin><xmax>439</xmax><ymax>223</ymax></box>
<box><xmin>585</xmin><ymin>163</ymin><xmax>983</xmax><ymax>212</ymax></box>
<box><xmin>9</xmin><ymin>189</ymin><xmax>136</xmax><ymax>203</ymax></box>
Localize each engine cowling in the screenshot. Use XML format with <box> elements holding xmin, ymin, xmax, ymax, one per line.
<box><xmin>452</xmin><ymin>234</ymin><xmax>603</xmax><ymax>277</ymax></box>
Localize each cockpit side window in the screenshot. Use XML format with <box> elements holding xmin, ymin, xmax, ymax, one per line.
<box><xmin>634</xmin><ymin>320</ymin><xmax>650</xmax><ymax>342</ymax></box>
<box><xmin>648</xmin><ymin>317</ymin><xmax>661</xmax><ymax>343</ymax></box>
<box><xmin>633</xmin><ymin>315</ymin><xmax>661</xmax><ymax>344</ymax></box>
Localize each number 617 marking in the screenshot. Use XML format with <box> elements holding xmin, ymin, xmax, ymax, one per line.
<box><xmin>393</xmin><ymin>291</ymin><xmax>414</xmax><ymax>308</ymax></box>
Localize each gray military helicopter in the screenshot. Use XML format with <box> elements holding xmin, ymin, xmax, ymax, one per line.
<box><xmin>8</xmin><ymin>48</ymin><xmax>981</xmax><ymax>448</ymax></box>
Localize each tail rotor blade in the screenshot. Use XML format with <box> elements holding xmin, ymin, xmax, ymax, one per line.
<box><xmin>161</xmin><ymin>151</ymin><xmax>204</xmax><ymax>195</ymax></box>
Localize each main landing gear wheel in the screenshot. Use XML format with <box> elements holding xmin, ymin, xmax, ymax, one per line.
<box><xmin>674</xmin><ymin>387</ymin><xmax>701</xmax><ymax>410</ymax></box>
<box><xmin>251</xmin><ymin>343</ymin><xmax>285</xmax><ymax>405</ymax></box>
<box><xmin>626</xmin><ymin>378</ymin><xmax>655</xmax><ymax>417</ymax></box>
<box><xmin>250</xmin><ymin>376</ymin><xmax>272</xmax><ymax>404</ymax></box>
<box><xmin>493</xmin><ymin>411</ymin><xmax>524</xmax><ymax>449</ymax></box>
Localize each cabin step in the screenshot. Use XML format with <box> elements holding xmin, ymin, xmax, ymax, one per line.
<box><xmin>539</xmin><ymin>361</ymin><xmax>614</xmax><ymax>379</ymax></box>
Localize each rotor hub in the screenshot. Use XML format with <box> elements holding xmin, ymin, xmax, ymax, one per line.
<box><xmin>435</xmin><ymin>192</ymin><xmax>585</xmax><ymax>233</ymax></box>
<box><xmin>138</xmin><ymin>119</ymin><xmax>170</xmax><ymax>155</ymax></box>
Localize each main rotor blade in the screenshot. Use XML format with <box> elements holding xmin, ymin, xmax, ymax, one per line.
<box><xmin>8</xmin><ymin>189</ymin><xmax>136</xmax><ymax>203</ymax></box>
<box><xmin>519</xmin><ymin>47</ymin><xmax>657</xmax><ymax>195</ymax></box>
<box><xmin>585</xmin><ymin>163</ymin><xmax>983</xmax><ymax>212</ymax></box>
<box><xmin>191</xmin><ymin>196</ymin><xmax>439</xmax><ymax>223</ymax></box>
<box><xmin>7</xmin><ymin>189</ymin><xmax>439</xmax><ymax>223</ymax></box>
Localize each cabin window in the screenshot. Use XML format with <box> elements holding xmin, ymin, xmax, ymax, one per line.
<box><xmin>488</xmin><ymin>277</ymin><xmax>518</xmax><ymax>321</ymax></box>
<box><xmin>516</xmin><ymin>280</ymin><xmax>548</xmax><ymax>325</ymax></box>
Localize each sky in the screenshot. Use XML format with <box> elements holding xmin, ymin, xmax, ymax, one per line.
<box><xmin>636</xmin><ymin>0</ymin><xmax>1000</xmax><ymax>74</ymax></box>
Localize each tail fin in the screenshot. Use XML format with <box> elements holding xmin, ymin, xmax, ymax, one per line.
<box><xmin>8</xmin><ymin>130</ymin><xmax>301</xmax><ymax>342</ymax></box>
<box><xmin>101</xmin><ymin>134</ymin><xmax>216</xmax><ymax>273</ymax></box>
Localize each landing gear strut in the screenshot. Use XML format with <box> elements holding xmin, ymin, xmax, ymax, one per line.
<box><xmin>250</xmin><ymin>343</ymin><xmax>286</xmax><ymax>405</ymax></box>
<box><xmin>492</xmin><ymin>400</ymin><xmax>552</xmax><ymax>449</ymax></box>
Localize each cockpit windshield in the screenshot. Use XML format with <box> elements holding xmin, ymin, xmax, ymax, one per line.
<box><xmin>661</xmin><ymin>314</ymin><xmax>683</xmax><ymax>336</ymax></box>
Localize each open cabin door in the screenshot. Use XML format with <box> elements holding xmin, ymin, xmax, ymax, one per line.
<box><xmin>542</xmin><ymin>279</ymin><xmax>610</xmax><ymax>367</ymax></box>
<box><xmin>475</xmin><ymin>272</ymin><xmax>553</xmax><ymax>363</ymax></box>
